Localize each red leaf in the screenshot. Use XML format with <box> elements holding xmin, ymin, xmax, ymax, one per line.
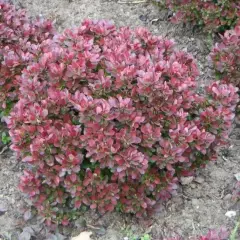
<box><xmin>90</xmin><ymin>203</ymin><xmax>97</xmax><ymax>209</ymax></box>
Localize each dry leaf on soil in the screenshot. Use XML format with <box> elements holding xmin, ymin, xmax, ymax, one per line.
<box><xmin>71</xmin><ymin>231</ymin><xmax>93</xmax><ymax>240</ymax></box>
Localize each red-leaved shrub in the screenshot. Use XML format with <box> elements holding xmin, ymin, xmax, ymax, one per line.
<box><xmin>155</xmin><ymin>0</ymin><xmax>240</xmax><ymax>33</ymax></box>
<box><xmin>7</xmin><ymin>20</ymin><xmax>239</xmax><ymax>225</ymax></box>
<box><xmin>210</xmin><ymin>25</ymin><xmax>240</xmax><ymax>88</ymax></box>
<box><xmin>0</xmin><ymin>1</ymin><xmax>55</xmax><ymax>114</ymax></box>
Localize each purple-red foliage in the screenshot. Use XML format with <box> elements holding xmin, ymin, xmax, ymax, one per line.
<box><xmin>6</xmin><ymin>19</ymin><xmax>239</xmax><ymax>225</ymax></box>
<box><xmin>0</xmin><ymin>1</ymin><xmax>55</xmax><ymax>112</ymax></box>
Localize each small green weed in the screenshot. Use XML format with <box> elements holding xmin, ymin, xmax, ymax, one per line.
<box><xmin>121</xmin><ymin>226</ymin><xmax>151</xmax><ymax>240</ymax></box>
<box><xmin>1</xmin><ymin>132</ymin><xmax>11</xmax><ymax>145</ymax></box>
<box><xmin>230</xmin><ymin>218</ymin><xmax>240</xmax><ymax>240</ymax></box>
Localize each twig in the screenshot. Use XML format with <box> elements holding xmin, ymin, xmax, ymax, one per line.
<box><xmin>192</xmin><ymin>221</ymin><xmax>196</xmax><ymax>233</ymax></box>
<box><xmin>119</xmin><ymin>0</ymin><xmax>147</xmax><ymax>4</ymax></box>
<box><xmin>210</xmin><ymin>193</ymin><xmax>224</xmax><ymax>200</ymax></box>
<box><xmin>0</xmin><ymin>145</ymin><xmax>9</xmax><ymax>155</ymax></box>
<box><xmin>181</xmin><ymin>193</ymin><xmax>193</xmax><ymax>199</ymax></box>
<box><xmin>87</xmin><ymin>224</ymin><xmax>101</xmax><ymax>230</ymax></box>
<box><xmin>220</xmin><ymin>189</ymin><xmax>225</xmax><ymax>199</ymax></box>
<box><xmin>221</xmin><ymin>155</ymin><xmax>228</xmax><ymax>161</ymax></box>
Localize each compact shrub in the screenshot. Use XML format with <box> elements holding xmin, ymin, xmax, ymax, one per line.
<box><xmin>210</xmin><ymin>25</ymin><xmax>240</xmax><ymax>88</ymax></box>
<box><xmin>155</xmin><ymin>0</ymin><xmax>240</xmax><ymax>33</ymax></box>
<box><xmin>0</xmin><ymin>1</ymin><xmax>55</xmax><ymax>115</ymax></box>
<box><xmin>6</xmin><ymin>19</ymin><xmax>239</xmax><ymax>225</ymax></box>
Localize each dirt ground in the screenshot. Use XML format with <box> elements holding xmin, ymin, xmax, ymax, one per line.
<box><xmin>0</xmin><ymin>0</ymin><xmax>239</xmax><ymax>239</ymax></box>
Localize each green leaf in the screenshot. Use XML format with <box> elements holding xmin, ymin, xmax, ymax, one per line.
<box><xmin>230</xmin><ymin>219</ymin><xmax>240</xmax><ymax>240</ymax></box>
<box><xmin>1</xmin><ymin>132</ymin><xmax>11</xmax><ymax>145</ymax></box>
<box><xmin>141</xmin><ymin>234</ymin><xmax>151</xmax><ymax>240</ymax></box>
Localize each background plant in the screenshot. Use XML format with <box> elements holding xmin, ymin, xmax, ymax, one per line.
<box><xmin>210</xmin><ymin>25</ymin><xmax>240</xmax><ymax>88</ymax></box>
<box><xmin>0</xmin><ymin>0</ymin><xmax>55</xmax><ymax>116</ymax></box>
<box><xmin>154</xmin><ymin>0</ymin><xmax>240</xmax><ymax>33</ymax></box>
<box><xmin>209</xmin><ymin>24</ymin><xmax>240</xmax><ymax>123</ymax></box>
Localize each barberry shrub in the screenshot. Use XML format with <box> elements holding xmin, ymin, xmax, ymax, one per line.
<box><xmin>0</xmin><ymin>1</ymin><xmax>55</xmax><ymax>115</ymax></box>
<box><xmin>7</xmin><ymin>20</ymin><xmax>239</xmax><ymax>225</ymax></box>
<box><xmin>155</xmin><ymin>0</ymin><xmax>240</xmax><ymax>33</ymax></box>
<box><xmin>210</xmin><ymin>25</ymin><xmax>240</xmax><ymax>88</ymax></box>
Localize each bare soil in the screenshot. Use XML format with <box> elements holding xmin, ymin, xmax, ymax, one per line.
<box><xmin>0</xmin><ymin>0</ymin><xmax>239</xmax><ymax>239</ymax></box>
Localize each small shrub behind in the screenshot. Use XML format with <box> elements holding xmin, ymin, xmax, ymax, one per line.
<box><xmin>155</xmin><ymin>0</ymin><xmax>240</xmax><ymax>33</ymax></box>
<box><xmin>0</xmin><ymin>1</ymin><xmax>55</xmax><ymax>115</ymax></box>
<box><xmin>210</xmin><ymin>25</ymin><xmax>240</xmax><ymax>88</ymax></box>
